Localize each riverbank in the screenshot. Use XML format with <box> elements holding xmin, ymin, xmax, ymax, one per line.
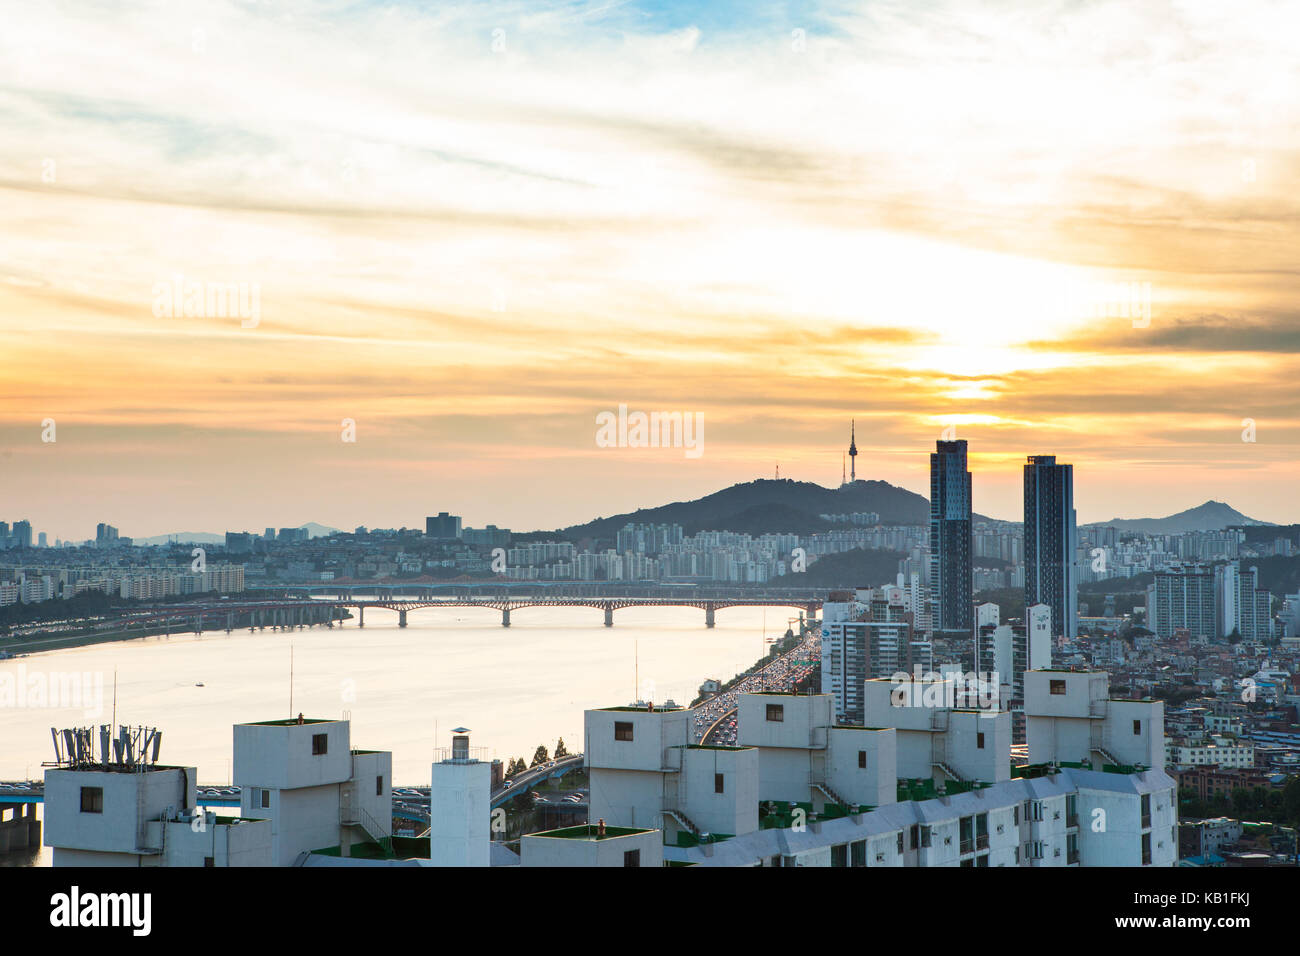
<box><xmin>1</xmin><ymin>610</ymin><xmax>354</xmax><ymax>657</ymax></box>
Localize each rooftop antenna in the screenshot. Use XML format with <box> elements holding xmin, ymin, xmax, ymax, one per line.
<box><xmin>842</xmin><ymin>454</ymin><xmax>846</xmax><ymax>486</ymax></box>
<box><xmin>288</xmin><ymin>643</ymin><xmax>294</xmax><ymax>720</ymax></box>
<box><xmin>634</xmin><ymin>639</ymin><xmax>639</xmax><ymax>705</ymax></box>
<box><xmin>111</xmin><ymin>668</ymin><xmax>117</xmax><ymax>731</ymax></box>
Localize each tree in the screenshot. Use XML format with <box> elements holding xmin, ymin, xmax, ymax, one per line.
<box><xmin>530</xmin><ymin>745</ymin><xmax>549</xmax><ymax>768</ymax></box>
<box><xmin>555</xmin><ymin>738</ymin><xmax>568</xmax><ymax>758</ymax></box>
<box><xmin>1282</xmin><ymin>777</ymin><xmax>1300</xmax><ymax>827</ymax></box>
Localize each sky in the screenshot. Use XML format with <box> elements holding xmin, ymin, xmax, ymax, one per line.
<box><xmin>1</xmin><ymin>0</ymin><xmax>1297</xmax><ymax>541</ymax></box>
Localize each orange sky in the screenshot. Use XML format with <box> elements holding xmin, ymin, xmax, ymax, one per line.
<box><xmin>1</xmin><ymin>0</ymin><xmax>1297</xmax><ymax>540</ymax></box>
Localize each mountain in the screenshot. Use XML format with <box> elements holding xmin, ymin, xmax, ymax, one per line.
<box><xmin>543</xmin><ymin>478</ymin><xmax>945</xmax><ymax>543</ymax></box>
<box><xmin>1085</xmin><ymin>500</ymin><xmax>1272</xmax><ymax>535</ymax></box>
<box><xmin>300</xmin><ymin>522</ymin><xmax>342</xmax><ymax>539</ymax></box>
<box><xmin>132</xmin><ymin>532</ymin><xmax>226</xmax><ymax>546</ymax></box>
<box><xmin>134</xmin><ymin>523</ymin><xmax>341</xmax><ymax>546</ymax></box>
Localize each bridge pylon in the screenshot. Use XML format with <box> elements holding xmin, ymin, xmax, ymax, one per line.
<box><xmin>603</xmin><ymin>604</ymin><xmax>614</xmax><ymax>627</ymax></box>
<box><xmin>705</xmin><ymin>604</ymin><xmax>716</xmax><ymax>628</ymax></box>
<box><xmin>502</xmin><ymin>607</ymin><xmax>511</xmax><ymax>627</ymax></box>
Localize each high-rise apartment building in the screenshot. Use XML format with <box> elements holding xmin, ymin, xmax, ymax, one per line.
<box><xmin>1023</xmin><ymin>456</ymin><xmax>1078</xmax><ymax>639</ymax></box>
<box><xmin>821</xmin><ymin>587</ymin><xmax>915</xmax><ymax>724</ymax></box>
<box><xmin>1147</xmin><ymin>564</ymin><xmax>1216</xmax><ymax>639</ymax></box>
<box><xmin>1215</xmin><ymin>561</ymin><xmax>1272</xmax><ymax>641</ymax></box>
<box><xmin>425</xmin><ymin>512</ymin><xmax>463</xmax><ymax>539</ymax></box>
<box><xmin>929</xmin><ymin>440</ymin><xmax>972</xmax><ymax>639</ymax></box>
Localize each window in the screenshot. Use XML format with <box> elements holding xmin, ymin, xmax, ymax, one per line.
<box><xmin>204</xmin><ymin>856</ymin><xmax>214</xmax><ymax>868</ymax></box>
<box><xmin>858</xmin><ymin>750</ymin><xmax>867</xmax><ymax>769</ymax></box>
<box><xmin>714</xmin><ymin>773</ymin><xmax>725</xmax><ymax>794</ymax></box>
<box><xmin>312</xmin><ymin>733</ymin><xmax>328</xmax><ymax>755</ymax></box>
<box><xmin>260</xmin><ymin>788</ymin><xmax>271</xmax><ymax>809</ymax></box>
<box><xmin>614</xmin><ymin>721</ymin><xmax>634</xmax><ymax>741</ymax></box>
<box><xmin>80</xmin><ymin>786</ymin><xmax>103</xmax><ymax>814</ymax></box>
<box><xmin>831</xmin><ymin>844</ymin><xmax>847</xmax><ymax>867</ymax></box>
<box><xmin>977</xmin><ymin>732</ymin><xmax>985</xmax><ymax>749</ymax></box>
<box><xmin>1133</xmin><ymin>719</ymin><xmax>1142</xmax><ymax>735</ymax></box>
<box><xmin>766</xmin><ymin>703</ymin><xmax>784</xmax><ymax>722</ymax></box>
<box><xmin>376</xmin><ymin>775</ymin><xmax>384</xmax><ymax>796</ymax></box>
<box><xmin>896</xmin><ymin>832</ymin><xmax>904</xmax><ymax>854</ymax></box>
<box><xmin>920</xmin><ymin>826</ymin><xmax>932</xmax><ymax>849</ymax></box>
<box><xmin>909</xmin><ymin>824</ymin><xmax>918</xmax><ymax>850</ymax></box>
<box><xmin>851</xmin><ymin>840</ymin><xmax>867</xmax><ymax>867</ymax></box>
<box><xmin>624</xmin><ymin>849</ymin><xmax>640</xmax><ymax>868</ymax></box>
<box><xmin>1050</xmin><ymin>679</ymin><xmax>1066</xmax><ymax>695</ymax></box>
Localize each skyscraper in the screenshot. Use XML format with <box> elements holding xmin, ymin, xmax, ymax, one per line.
<box><xmin>928</xmin><ymin>439</ymin><xmax>973</xmax><ymax>638</ymax></box>
<box><xmin>1023</xmin><ymin>456</ymin><xmax>1078</xmax><ymax>640</ymax></box>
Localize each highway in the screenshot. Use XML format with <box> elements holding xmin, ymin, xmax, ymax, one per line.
<box><xmin>692</xmin><ymin>631</ymin><xmax>821</xmax><ymax>746</ymax></box>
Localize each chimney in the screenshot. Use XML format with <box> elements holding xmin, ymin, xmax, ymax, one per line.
<box><xmin>597</xmin><ymin>818</ymin><xmax>606</xmax><ymax>837</ymax></box>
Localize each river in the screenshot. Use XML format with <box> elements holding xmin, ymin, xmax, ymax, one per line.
<box><xmin>1</xmin><ymin>604</ymin><xmax>785</xmax><ymax>866</ymax></box>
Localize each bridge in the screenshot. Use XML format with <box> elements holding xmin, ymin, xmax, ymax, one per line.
<box><xmin>115</xmin><ymin>589</ymin><xmax>826</xmax><ymax>630</ymax></box>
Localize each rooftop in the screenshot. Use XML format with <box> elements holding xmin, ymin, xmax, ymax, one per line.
<box><xmin>528</xmin><ymin>824</ymin><xmax>651</xmax><ymax>841</ymax></box>
<box><xmin>243</xmin><ymin>717</ymin><xmax>335</xmax><ymax>726</ymax></box>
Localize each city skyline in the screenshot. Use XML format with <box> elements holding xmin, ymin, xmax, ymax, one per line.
<box><xmin>2</xmin><ymin>0</ymin><xmax>1297</xmax><ymax>541</ymax></box>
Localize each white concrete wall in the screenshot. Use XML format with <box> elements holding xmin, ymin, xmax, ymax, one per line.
<box><xmin>45</xmin><ymin>767</ymin><xmax>194</xmax><ymax>857</ymax></box>
<box><xmin>1024</xmin><ymin>671</ymin><xmax>1108</xmax><ymax>719</ymax></box>
<box><xmin>826</xmin><ymin>727</ymin><xmax>897</xmax><ymax>808</ymax></box>
<box><xmin>350</xmin><ymin>750</ymin><xmax>393</xmax><ymax>837</ymax></box>
<box><xmin>947</xmin><ymin>711</ymin><xmax>1011</xmax><ymax>783</ymax></box>
<box><xmin>429</xmin><ymin>759</ymin><xmax>490</xmax><ymax>867</ymax></box>
<box><xmin>736</xmin><ymin>694</ymin><xmax>831</xmax><ymax>750</ymax></box>
<box><xmin>1075</xmin><ymin>783</ymin><xmax>1177</xmax><ymax>866</ymax></box>
<box><xmin>521</xmin><ymin>828</ymin><xmax>663</xmax><ymax>867</ymax></box>
<box><xmin>754</xmin><ymin>747</ymin><xmax>814</xmax><ymax>805</ymax></box>
<box><xmin>585</xmin><ymin>709</ymin><xmax>690</xmax><ymax>772</ymax></box>
<box><xmin>589</xmin><ymin>767</ymin><xmax>665</xmax><ymax>831</ymax></box>
<box><xmin>681</xmin><ymin>747</ymin><xmax>759</xmax><ymax>837</ymax></box>
<box><xmin>863</xmin><ymin>678</ymin><xmax>958</xmax><ymax>731</ymax></box>
<box><xmin>1026</xmin><ymin>714</ymin><xmax>1091</xmax><ymax>766</ymax></box>
<box><xmin>160</xmin><ymin>814</ymin><xmax>273</xmax><ymax>866</ymax></box>
<box><xmin>1104</xmin><ymin>700</ymin><xmax>1165</xmax><ymax>770</ymax></box>
<box><xmin>271</xmin><ymin>784</ymin><xmax>344</xmax><ymax>866</ymax></box>
<box><xmin>233</xmin><ymin>720</ymin><xmax>352</xmax><ymax>790</ymax></box>
<box><xmin>894</xmin><ymin>730</ymin><xmax>934</xmax><ymax>780</ymax></box>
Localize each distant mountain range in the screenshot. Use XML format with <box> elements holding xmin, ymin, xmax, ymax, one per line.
<box><xmin>1084</xmin><ymin>500</ymin><xmax>1273</xmax><ymax>535</ymax></box>
<box><xmin>134</xmin><ymin>522</ymin><xmax>341</xmax><ymax>546</ymax></box>
<box><xmin>543</xmin><ymin>478</ymin><xmax>960</xmax><ymax>543</ymax></box>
